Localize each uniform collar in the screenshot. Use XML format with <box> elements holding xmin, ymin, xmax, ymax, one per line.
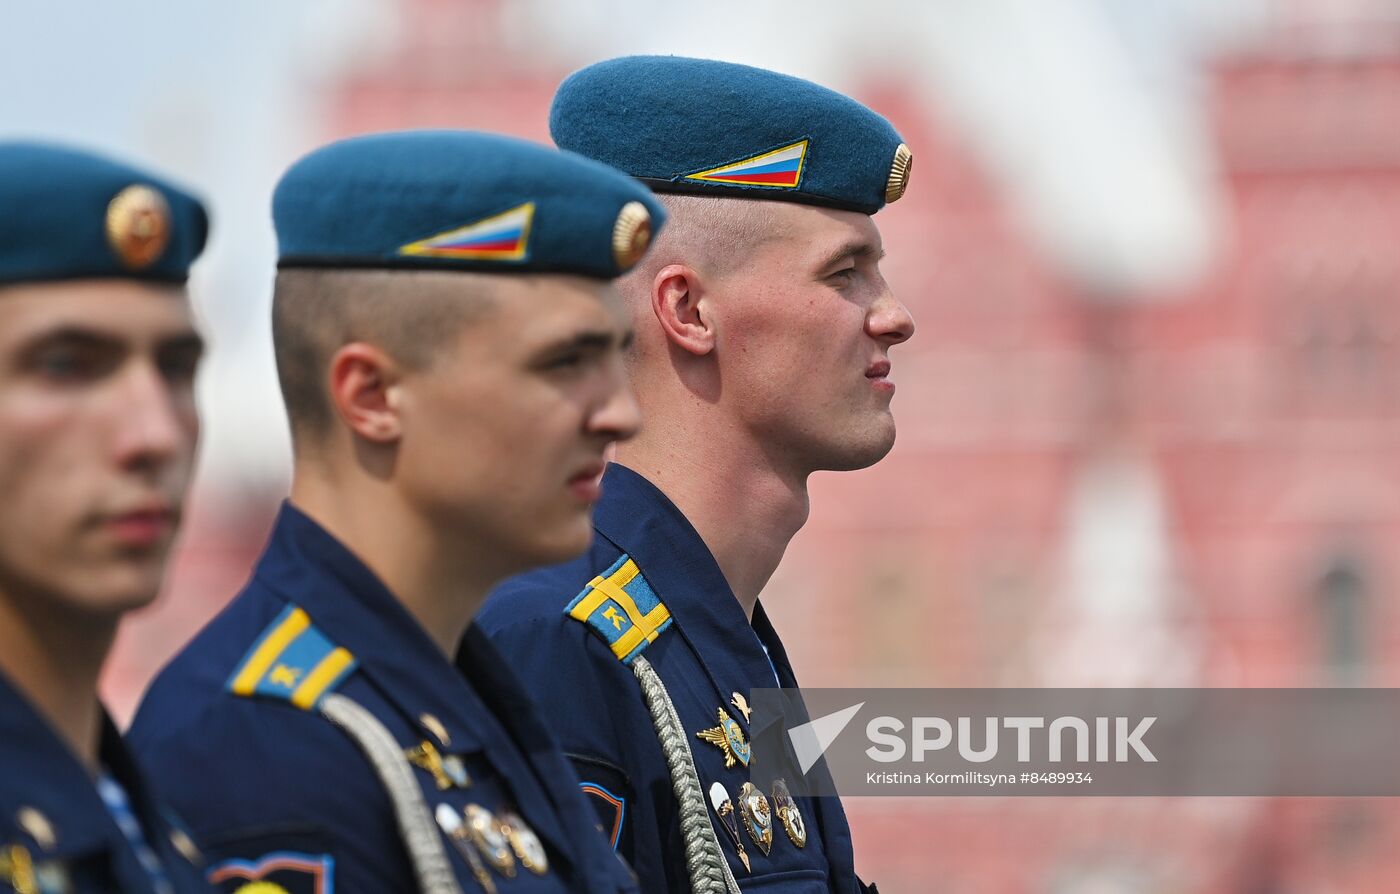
<box><xmin>593</xmin><ymin>463</ymin><xmax>782</xmax><ymax>692</ymax></box>
<box><xmin>593</xmin><ymin>465</ymin><xmax>861</xmax><ymax>889</ymax></box>
<box><xmin>254</xmin><ymin>501</ymin><xmax>579</xmax><ymax>867</ymax></box>
<box><xmin>0</xmin><ymin>671</ymin><xmax>140</xmax><ymax>859</ymax></box>
<box><xmin>254</xmin><ymin>501</ymin><xmax>494</xmax><ymax>752</ymax></box>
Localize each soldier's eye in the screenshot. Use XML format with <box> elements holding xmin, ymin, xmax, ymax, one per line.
<box><xmin>158</xmin><ymin>346</ymin><xmax>203</xmax><ymax>384</ymax></box>
<box><xmin>31</xmin><ymin>345</ymin><xmax>113</xmax><ymax>382</ymax></box>
<box><xmin>546</xmin><ymin>351</ymin><xmax>585</xmax><ymax>370</ymax></box>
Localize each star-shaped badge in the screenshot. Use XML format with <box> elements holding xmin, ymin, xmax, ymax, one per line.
<box><xmin>696</xmin><ymin>707</ymin><xmax>751</xmax><ymax>768</ymax></box>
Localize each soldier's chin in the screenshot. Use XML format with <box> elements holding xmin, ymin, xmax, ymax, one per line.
<box><xmin>520</xmin><ymin>514</ymin><xmax>596</xmax><ymax>568</ymax></box>
<box><xmin>819</xmin><ymin>421</ymin><xmax>897</xmax><ymax>473</ymax></box>
<box><xmin>53</xmin><ymin>565</ymin><xmax>165</xmax><ymax>620</ymax></box>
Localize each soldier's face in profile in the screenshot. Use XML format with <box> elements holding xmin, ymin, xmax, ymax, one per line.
<box><xmin>714</xmin><ymin>204</ymin><xmax>915</xmax><ymax>473</ymax></box>
<box><xmin>0</xmin><ymin>280</ymin><xmax>202</xmax><ymax>616</ymax></box>
<box><xmin>395</xmin><ymin>275</ymin><xmax>640</xmax><ymax>572</ymax></box>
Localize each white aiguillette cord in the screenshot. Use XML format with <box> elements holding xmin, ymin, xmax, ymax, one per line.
<box><xmin>319</xmin><ymin>692</ymin><xmax>464</xmax><ymax>894</ymax></box>
<box><xmin>632</xmin><ymin>655</ymin><xmax>743</xmax><ymax>894</ymax></box>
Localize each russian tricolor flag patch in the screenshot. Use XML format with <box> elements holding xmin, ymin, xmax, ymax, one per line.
<box><xmin>398</xmin><ymin>202</ymin><xmax>535</xmax><ymax>260</ymax></box>
<box><xmin>683</xmin><ymin>140</ymin><xmax>808</xmax><ymax>190</ymax></box>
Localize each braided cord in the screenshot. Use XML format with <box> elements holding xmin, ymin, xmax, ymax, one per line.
<box><xmin>632</xmin><ymin>656</ymin><xmax>742</xmax><ymax>894</ymax></box>
<box><xmin>320</xmin><ymin>693</ymin><xmax>464</xmax><ymax>894</ymax></box>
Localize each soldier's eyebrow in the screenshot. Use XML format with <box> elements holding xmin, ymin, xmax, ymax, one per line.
<box><xmin>24</xmin><ymin>326</ymin><xmax>124</xmax><ymax>348</ymax></box>
<box><xmin>14</xmin><ymin>326</ymin><xmax>126</xmax><ymax>362</ymax></box>
<box><xmin>23</xmin><ymin>325</ymin><xmax>205</xmax><ymax>356</ymax></box>
<box><xmin>812</xmin><ymin>239</ymin><xmax>885</xmax><ymax>275</ymax></box>
<box><xmin>534</xmin><ymin>326</ymin><xmax>634</xmax><ymax>359</ymax></box>
<box><xmin>158</xmin><ymin>331</ymin><xmax>206</xmax><ymax>356</ymax></box>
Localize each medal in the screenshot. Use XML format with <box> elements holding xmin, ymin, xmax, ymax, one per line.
<box><xmin>707</xmin><ymin>782</ymin><xmax>749</xmax><ymax>872</ymax></box>
<box><xmin>406</xmin><ymin>740</ymin><xmax>471</xmax><ymax>790</ymax></box>
<box><xmin>419</xmin><ymin>712</ymin><xmax>452</xmax><ymax>747</ymax></box>
<box><xmin>696</xmin><ymin>708</ymin><xmax>751</xmax><ymax>768</ymax></box>
<box><xmin>771</xmin><ymin>778</ymin><xmax>807</xmax><ymax>848</ymax></box>
<box><xmin>14</xmin><ymin>809</ymin><xmax>54</xmax><ymax>851</ymax></box>
<box><xmin>1</xmin><ymin>845</ymin><xmax>37</xmax><ymax>894</ymax></box>
<box><xmin>464</xmin><ymin>804</ymin><xmax>515</xmax><ymax>878</ymax></box>
<box><xmin>730</xmin><ymin>692</ymin><xmax>752</xmax><ymax>723</ymax></box>
<box><xmin>498</xmin><ymin>810</ymin><xmax>548</xmax><ymax>875</ymax></box>
<box><xmin>435</xmin><ymin>804</ymin><xmax>497</xmax><ymax>894</ymax></box>
<box><xmin>738</xmin><ymin>783</ymin><xmax>773</xmax><ymax>855</ymax></box>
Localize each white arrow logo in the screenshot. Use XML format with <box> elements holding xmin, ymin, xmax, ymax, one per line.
<box><xmin>787</xmin><ymin>702</ymin><xmax>865</xmax><ymax>774</ymax></box>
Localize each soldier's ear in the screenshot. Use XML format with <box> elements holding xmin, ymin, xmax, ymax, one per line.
<box><xmin>326</xmin><ymin>342</ymin><xmax>404</xmax><ymax>444</ymax></box>
<box><xmin>650</xmin><ymin>264</ymin><xmax>714</xmax><ymax>356</ymax></box>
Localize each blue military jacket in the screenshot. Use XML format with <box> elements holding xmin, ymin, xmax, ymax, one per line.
<box><xmin>129</xmin><ymin>503</ymin><xmax>638</xmax><ymax>894</ymax></box>
<box><xmin>0</xmin><ymin>671</ymin><xmax>209</xmax><ymax>893</ymax></box>
<box><xmin>475</xmin><ymin>464</ymin><xmax>866</xmax><ymax>894</ymax></box>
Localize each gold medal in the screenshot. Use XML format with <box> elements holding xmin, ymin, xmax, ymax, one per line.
<box><xmin>771</xmin><ymin>778</ymin><xmax>807</xmax><ymax>848</ymax></box>
<box><xmin>730</xmin><ymin>692</ymin><xmax>751</xmax><ymax>723</ymax></box>
<box><xmin>464</xmin><ymin>804</ymin><xmax>516</xmax><ymax>878</ymax></box>
<box><xmin>1</xmin><ymin>845</ymin><xmax>37</xmax><ymax>894</ymax></box>
<box><xmin>707</xmin><ymin>782</ymin><xmax>749</xmax><ymax>872</ymax></box>
<box><xmin>738</xmin><ymin>783</ymin><xmax>773</xmax><ymax>856</ymax></box>
<box><xmin>406</xmin><ymin>740</ymin><xmax>471</xmax><ymax>790</ymax></box>
<box><xmin>498</xmin><ymin>810</ymin><xmax>548</xmax><ymax>875</ymax></box>
<box><xmin>435</xmin><ymin>804</ymin><xmax>497</xmax><ymax>894</ymax></box>
<box><xmin>696</xmin><ymin>708</ymin><xmax>751</xmax><ymax>768</ymax></box>
<box><xmin>14</xmin><ymin>808</ymin><xmax>54</xmax><ymax>851</ymax></box>
<box><xmin>419</xmin><ymin>713</ymin><xmax>452</xmax><ymax>747</ymax></box>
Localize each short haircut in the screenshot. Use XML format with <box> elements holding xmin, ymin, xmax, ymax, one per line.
<box><xmin>271</xmin><ymin>268</ymin><xmax>495</xmax><ymax>447</ymax></box>
<box><xmin>643</xmin><ymin>194</ymin><xmax>779</xmax><ymax>277</ymax></box>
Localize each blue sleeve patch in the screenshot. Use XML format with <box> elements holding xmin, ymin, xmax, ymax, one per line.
<box><xmin>208</xmin><ymin>850</ymin><xmax>334</xmax><ymax>894</ymax></box>
<box><xmin>225</xmin><ymin>604</ymin><xmax>357</xmax><ymax>710</ymax></box>
<box><xmin>564</xmin><ymin>554</ymin><xmax>672</xmax><ymax>664</ymax></box>
<box><xmin>578</xmin><ymin>782</ymin><xmax>627</xmax><ymax>851</ymax></box>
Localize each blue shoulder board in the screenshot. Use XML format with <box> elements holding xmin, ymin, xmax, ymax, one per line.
<box><xmin>226</xmin><ymin>604</ymin><xmax>358</xmax><ymax>709</ymax></box>
<box><xmin>564</xmin><ymin>554</ymin><xmax>673</xmax><ymax>664</ymax></box>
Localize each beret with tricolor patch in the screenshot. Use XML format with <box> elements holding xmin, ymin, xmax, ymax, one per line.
<box><xmin>549</xmin><ymin>55</ymin><xmax>912</xmax><ymax>215</ymax></box>
<box><xmin>273</xmin><ymin>130</ymin><xmax>666</xmax><ymax>279</ymax></box>
<box><xmin>0</xmin><ymin>141</ymin><xmax>209</xmax><ymax>286</ymax></box>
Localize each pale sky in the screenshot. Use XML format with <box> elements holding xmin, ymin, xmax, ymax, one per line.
<box><xmin>1</xmin><ymin>0</ymin><xmax>1268</xmax><ymax>487</ymax></box>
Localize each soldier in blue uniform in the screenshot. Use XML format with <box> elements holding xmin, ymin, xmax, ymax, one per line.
<box><xmin>129</xmin><ymin>130</ymin><xmax>665</xmax><ymax>894</ymax></box>
<box><xmin>0</xmin><ymin>142</ymin><xmax>211</xmax><ymax>893</ymax></box>
<box><xmin>474</xmin><ymin>57</ymin><xmax>917</xmax><ymax>894</ymax></box>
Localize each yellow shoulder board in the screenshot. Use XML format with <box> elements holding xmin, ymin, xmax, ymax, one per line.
<box><xmin>225</xmin><ymin>604</ymin><xmax>357</xmax><ymax>710</ymax></box>
<box><xmin>563</xmin><ymin>554</ymin><xmax>672</xmax><ymax>664</ymax></box>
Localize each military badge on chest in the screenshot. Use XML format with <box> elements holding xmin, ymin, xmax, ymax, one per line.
<box><xmin>1</xmin><ymin>842</ymin><xmax>72</xmax><ymax>894</ymax></box>
<box><xmin>695</xmin><ymin>695</ymin><xmax>809</xmax><ymax>873</ymax></box>
<box><xmin>435</xmin><ymin>802</ymin><xmax>549</xmax><ymax>894</ymax></box>
<box><xmin>695</xmin><ymin>707</ymin><xmax>751</xmax><ymax>768</ymax></box>
<box><xmin>2</xmin><ymin>807</ymin><xmax>80</xmax><ymax>894</ymax></box>
<box><xmin>403</xmin><ymin>714</ymin><xmax>549</xmax><ymax>890</ymax></box>
<box><xmin>737</xmin><ymin>783</ymin><xmax>773</xmax><ymax>856</ymax></box>
<box><xmin>771</xmin><ymin>778</ymin><xmax>807</xmax><ymax>848</ymax></box>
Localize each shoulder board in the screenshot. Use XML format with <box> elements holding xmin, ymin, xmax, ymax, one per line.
<box><xmin>225</xmin><ymin>604</ymin><xmax>358</xmax><ymax>710</ymax></box>
<box><xmin>564</xmin><ymin>554</ymin><xmax>673</xmax><ymax>664</ymax></box>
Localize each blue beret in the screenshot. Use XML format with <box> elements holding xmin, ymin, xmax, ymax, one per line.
<box><xmin>550</xmin><ymin>56</ymin><xmax>912</xmax><ymax>215</ymax></box>
<box><xmin>0</xmin><ymin>141</ymin><xmax>209</xmax><ymax>286</ymax></box>
<box><xmin>273</xmin><ymin>130</ymin><xmax>666</xmax><ymax>279</ymax></box>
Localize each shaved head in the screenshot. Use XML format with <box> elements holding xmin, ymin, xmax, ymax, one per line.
<box><xmin>626</xmin><ymin>194</ymin><xmax>778</xmax><ymax>284</ymax></box>
<box><xmin>272</xmin><ymin>268</ymin><xmax>498</xmax><ymax>447</ymax></box>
